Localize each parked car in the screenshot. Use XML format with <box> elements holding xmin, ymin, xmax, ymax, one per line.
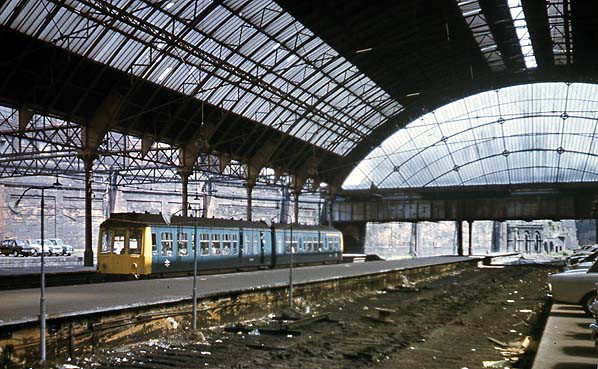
<box><xmin>567</xmin><ymin>251</ymin><xmax>598</xmax><ymax>270</ymax></box>
<box><xmin>48</xmin><ymin>238</ymin><xmax>74</xmax><ymax>256</ymax></box>
<box><xmin>568</xmin><ymin>246</ymin><xmax>598</xmax><ymax>265</ymax></box>
<box><xmin>1</xmin><ymin>239</ymin><xmax>28</xmax><ymax>256</ymax></box>
<box><xmin>549</xmin><ymin>261</ymin><xmax>598</xmax><ymax>315</ymax></box>
<box><xmin>23</xmin><ymin>240</ymin><xmax>45</xmax><ymax>257</ymax></box>
<box><xmin>35</xmin><ymin>239</ymin><xmax>63</xmax><ymax>256</ymax></box>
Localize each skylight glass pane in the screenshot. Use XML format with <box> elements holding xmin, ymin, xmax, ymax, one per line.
<box><xmin>344</xmin><ymin>83</ymin><xmax>598</xmax><ymax>190</ymax></box>
<box><xmin>0</xmin><ymin>0</ymin><xmax>402</xmax><ymax>156</ymax></box>
<box><xmin>507</xmin><ymin>0</ymin><xmax>537</xmax><ymax>69</ymax></box>
<box><xmin>457</xmin><ymin>0</ymin><xmax>506</xmax><ymax>72</ymax></box>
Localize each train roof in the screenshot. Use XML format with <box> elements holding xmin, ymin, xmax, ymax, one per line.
<box><xmin>271</xmin><ymin>223</ymin><xmax>340</xmax><ymax>232</ymax></box>
<box><xmin>100</xmin><ymin>213</ymin><xmax>270</xmax><ymax>229</ymax></box>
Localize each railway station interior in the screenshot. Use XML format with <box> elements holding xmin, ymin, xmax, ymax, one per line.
<box><xmin>0</xmin><ymin>0</ymin><xmax>597</xmax><ymax>368</ymax></box>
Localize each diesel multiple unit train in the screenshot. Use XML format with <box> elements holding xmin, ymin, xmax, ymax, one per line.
<box><xmin>97</xmin><ymin>213</ymin><xmax>344</xmax><ymax>275</ymax></box>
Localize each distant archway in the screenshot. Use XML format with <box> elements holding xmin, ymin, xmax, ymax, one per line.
<box><xmin>524</xmin><ymin>232</ymin><xmax>531</xmax><ymax>254</ymax></box>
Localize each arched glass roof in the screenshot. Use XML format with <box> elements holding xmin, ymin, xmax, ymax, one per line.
<box><xmin>0</xmin><ymin>0</ymin><xmax>402</xmax><ymax>156</ymax></box>
<box><xmin>344</xmin><ymin>82</ymin><xmax>598</xmax><ymax>190</ymax></box>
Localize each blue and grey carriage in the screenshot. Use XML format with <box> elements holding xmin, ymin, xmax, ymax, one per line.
<box><xmin>97</xmin><ymin>213</ymin><xmax>343</xmax><ymax>275</ymax></box>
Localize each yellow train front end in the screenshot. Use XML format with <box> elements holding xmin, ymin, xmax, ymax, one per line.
<box><xmin>97</xmin><ymin>224</ymin><xmax>154</xmax><ymax>276</ymax></box>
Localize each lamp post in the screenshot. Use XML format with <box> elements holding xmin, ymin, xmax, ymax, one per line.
<box><xmin>14</xmin><ymin>180</ymin><xmax>60</xmax><ymax>363</ymax></box>
<box><xmin>289</xmin><ymin>220</ymin><xmax>294</xmax><ymax>311</ymax></box>
<box><xmin>192</xmin><ymin>205</ymin><xmax>198</xmax><ymax>330</ymax></box>
<box><xmin>164</xmin><ymin>204</ymin><xmax>199</xmax><ymax>330</ymax></box>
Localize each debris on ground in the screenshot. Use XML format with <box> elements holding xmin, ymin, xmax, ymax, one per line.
<box><xmin>65</xmin><ymin>266</ymin><xmax>554</xmax><ymax>369</ymax></box>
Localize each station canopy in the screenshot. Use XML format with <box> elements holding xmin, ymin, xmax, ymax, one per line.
<box><xmin>0</xmin><ymin>0</ymin><xmax>401</xmax><ymax>156</ymax></box>
<box><xmin>344</xmin><ymin>83</ymin><xmax>598</xmax><ymax>190</ymax></box>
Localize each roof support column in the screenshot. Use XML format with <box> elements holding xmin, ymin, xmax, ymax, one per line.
<box><xmin>246</xmin><ymin>179</ymin><xmax>255</xmax><ymax>222</ymax></box>
<box><xmin>179</xmin><ymin>169</ymin><xmax>192</xmax><ymax>217</ymax></box>
<box><xmin>202</xmin><ymin>179</ymin><xmax>212</xmax><ymax>218</ymax></box>
<box><xmin>410</xmin><ymin>222</ymin><xmax>418</xmax><ymax>257</ymax></box>
<box><xmin>178</xmin><ymin>141</ymin><xmax>203</xmax><ymax>218</ymax></box>
<box><xmin>326</xmin><ymin>185</ymin><xmax>338</xmax><ymax>227</ymax></box>
<box><xmin>595</xmin><ymin>220</ymin><xmax>598</xmax><ymax>245</ymax></box>
<box><xmin>456</xmin><ymin>220</ymin><xmax>464</xmax><ymax>256</ymax></box>
<box><xmin>291</xmin><ymin>175</ymin><xmax>307</xmax><ymax>225</ymax></box>
<box><xmin>468</xmin><ymin>220</ymin><xmax>473</xmax><ymax>256</ymax></box>
<box><xmin>80</xmin><ymin>152</ymin><xmax>97</xmax><ymax>267</ymax></box>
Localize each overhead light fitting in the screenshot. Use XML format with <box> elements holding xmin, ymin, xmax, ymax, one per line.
<box><xmin>355</xmin><ymin>48</ymin><xmax>373</xmax><ymax>54</ymax></box>
<box><xmin>406</xmin><ymin>92</ymin><xmax>420</xmax><ymax>97</ymax></box>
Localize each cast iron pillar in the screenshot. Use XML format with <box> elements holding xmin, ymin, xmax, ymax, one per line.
<box><xmin>468</xmin><ymin>220</ymin><xmax>473</xmax><ymax>255</ymax></box>
<box><xmin>293</xmin><ymin>190</ymin><xmax>300</xmax><ymax>224</ymax></box>
<box><xmin>179</xmin><ymin>170</ymin><xmax>191</xmax><ymax>217</ymax></box>
<box><xmin>246</xmin><ymin>180</ymin><xmax>254</xmax><ymax>221</ymax></box>
<box><xmin>82</xmin><ymin>154</ymin><xmax>96</xmax><ymax>266</ymax></box>
<box><xmin>326</xmin><ymin>186</ymin><xmax>337</xmax><ymax>227</ymax></box>
<box><xmin>456</xmin><ymin>220</ymin><xmax>464</xmax><ymax>256</ymax></box>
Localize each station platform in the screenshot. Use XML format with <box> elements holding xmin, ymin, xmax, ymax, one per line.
<box><xmin>532</xmin><ymin>303</ymin><xmax>597</xmax><ymax>369</ymax></box>
<box><xmin>0</xmin><ymin>256</ymin><xmax>476</xmax><ymax>327</ymax></box>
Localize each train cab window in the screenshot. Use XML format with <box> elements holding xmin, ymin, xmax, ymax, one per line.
<box><xmin>222</xmin><ymin>234</ymin><xmax>231</xmax><ymax>255</ymax></box>
<box><xmin>178</xmin><ymin>233</ymin><xmax>188</xmax><ymax>256</ymax></box>
<box><xmin>231</xmin><ymin>233</ymin><xmax>238</xmax><ymax>255</ymax></box>
<box><xmin>101</xmin><ymin>231</ymin><xmax>112</xmax><ymax>254</ymax></box>
<box><xmin>113</xmin><ymin>231</ymin><xmax>126</xmax><ymax>254</ymax></box>
<box><xmin>212</xmin><ymin>233</ymin><xmax>221</xmax><ymax>255</ymax></box>
<box><xmin>151</xmin><ymin>233</ymin><xmax>157</xmax><ymax>253</ymax></box>
<box><xmin>161</xmin><ymin>232</ymin><xmax>173</xmax><ymax>256</ymax></box>
<box><xmin>129</xmin><ymin>230</ymin><xmax>142</xmax><ymax>254</ymax></box>
<box><xmin>200</xmin><ymin>233</ymin><xmax>210</xmax><ymax>255</ymax></box>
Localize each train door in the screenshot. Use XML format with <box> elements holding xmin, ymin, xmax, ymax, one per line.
<box><xmin>259</xmin><ymin>231</ymin><xmax>265</xmax><ymax>264</ymax></box>
<box><xmin>158</xmin><ymin>229</ymin><xmax>176</xmax><ymax>272</ymax></box>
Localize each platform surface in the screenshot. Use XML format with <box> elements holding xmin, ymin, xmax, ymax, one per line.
<box><xmin>0</xmin><ymin>256</ymin><xmax>475</xmax><ymax>327</ymax></box>
<box><xmin>532</xmin><ymin>303</ymin><xmax>597</xmax><ymax>369</ymax></box>
<box><xmin>0</xmin><ymin>265</ymin><xmax>94</xmax><ymax>276</ymax></box>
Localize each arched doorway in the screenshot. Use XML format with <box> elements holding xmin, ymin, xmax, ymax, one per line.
<box><xmin>550</xmin><ymin>241</ymin><xmax>554</xmax><ymax>253</ymax></box>
<box><xmin>535</xmin><ymin>232</ymin><xmax>542</xmax><ymax>254</ymax></box>
<box><xmin>543</xmin><ymin>241</ymin><xmax>549</xmax><ymax>253</ymax></box>
<box><xmin>524</xmin><ymin>232</ymin><xmax>531</xmax><ymax>254</ymax></box>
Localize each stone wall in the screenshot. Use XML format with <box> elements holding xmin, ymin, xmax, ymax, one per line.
<box><xmin>0</xmin><ymin>177</ymin><xmax>322</xmax><ymax>257</ymax></box>
<box><xmin>365</xmin><ymin>219</ymin><xmax>578</xmax><ymax>258</ymax></box>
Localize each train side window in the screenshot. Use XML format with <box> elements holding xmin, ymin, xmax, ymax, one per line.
<box><xmin>212</xmin><ymin>233</ymin><xmax>221</xmax><ymax>255</ymax></box>
<box><xmin>178</xmin><ymin>233</ymin><xmax>188</xmax><ymax>256</ymax></box>
<box><xmin>151</xmin><ymin>233</ymin><xmax>157</xmax><ymax>253</ymax></box>
<box><xmin>200</xmin><ymin>233</ymin><xmax>210</xmax><ymax>255</ymax></box>
<box><xmin>101</xmin><ymin>231</ymin><xmax>112</xmax><ymax>254</ymax></box>
<box><xmin>129</xmin><ymin>230</ymin><xmax>142</xmax><ymax>254</ymax></box>
<box><xmin>161</xmin><ymin>232</ymin><xmax>173</xmax><ymax>256</ymax></box>
<box><xmin>231</xmin><ymin>233</ymin><xmax>238</xmax><ymax>255</ymax></box>
<box><xmin>244</xmin><ymin>232</ymin><xmax>251</xmax><ymax>255</ymax></box>
<box><xmin>318</xmin><ymin>238</ymin><xmax>324</xmax><ymax>252</ymax></box>
<box><xmin>284</xmin><ymin>235</ymin><xmax>291</xmax><ymax>253</ymax></box>
<box><xmin>222</xmin><ymin>233</ymin><xmax>231</xmax><ymax>255</ymax></box>
<box><xmin>113</xmin><ymin>231</ymin><xmax>126</xmax><ymax>254</ymax></box>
